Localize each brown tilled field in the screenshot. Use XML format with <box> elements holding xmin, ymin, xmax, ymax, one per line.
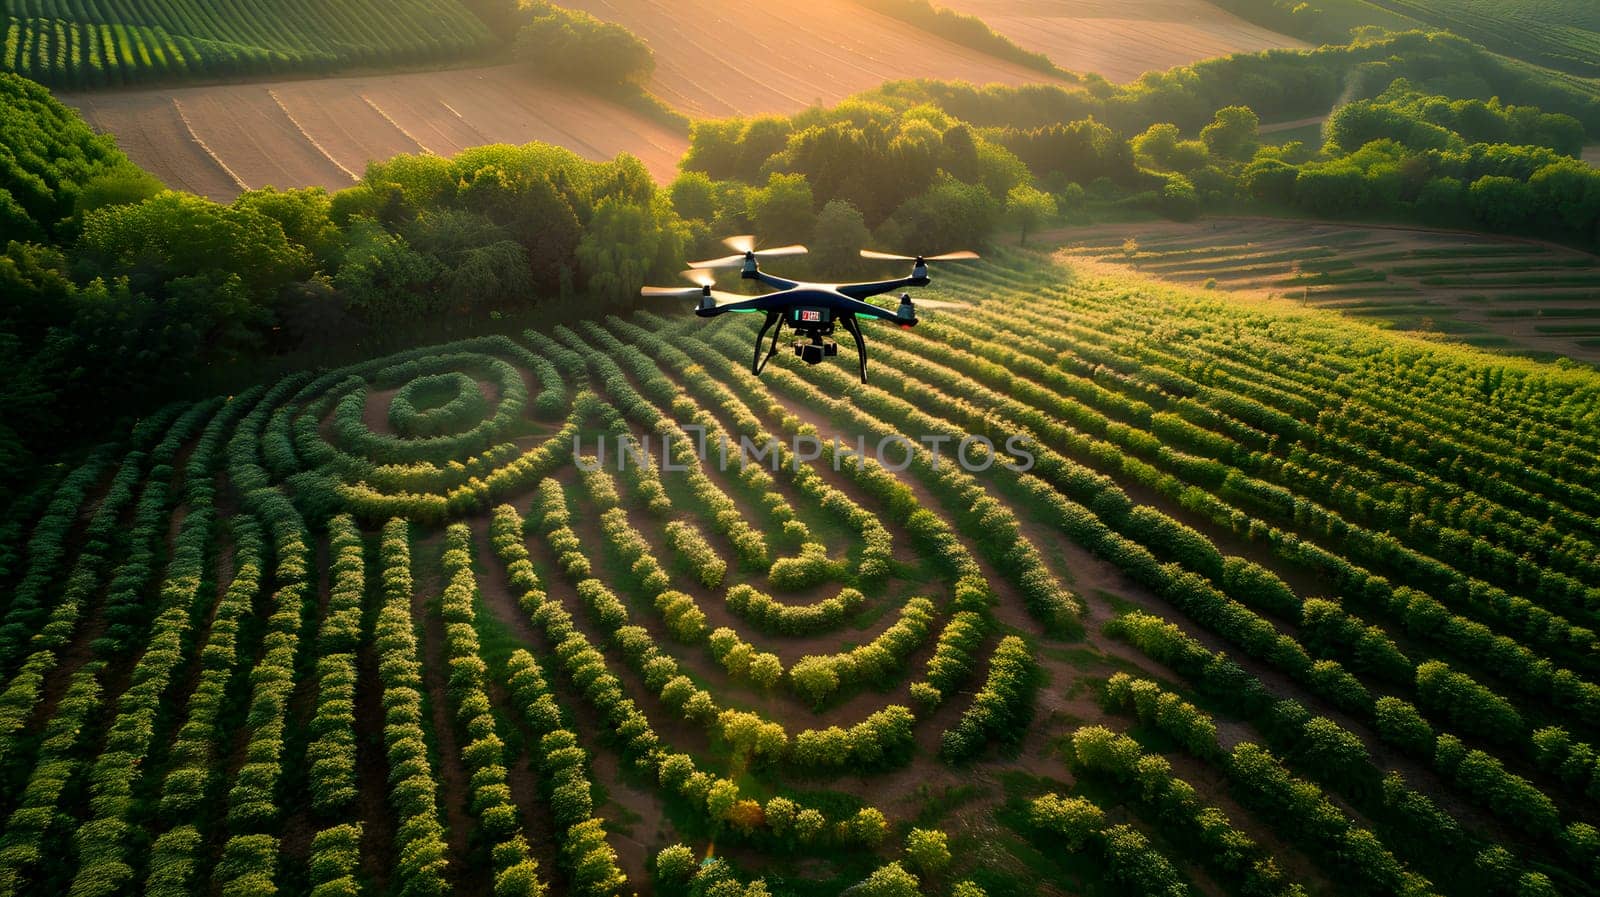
<box><xmin>559</xmin><ymin>0</ymin><xmax>1063</xmax><ymax>117</ymax></box>
<box><xmin>63</xmin><ymin>66</ymin><xmax>689</xmax><ymax>201</ymax></box>
<box><xmin>1052</xmin><ymin>217</ymin><xmax>1600</xmax><ymax>363</ymax></box>
<box><xmin>936</xmin><ymin>0</ymin><xmax>1303</xmax><ymax>81</ymax></box>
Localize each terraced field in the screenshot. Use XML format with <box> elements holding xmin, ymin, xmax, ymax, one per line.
<box><xmin>935</xmin><ymin>0</ymin><xmax>1303</xmax><ymax>81</ymax></box>
<box><xmin>1057</xmin><ymin>218</ymin><xmax>1600</xmax><ymax>363</ymax></box>
<box><xmin>2</xmin><ymin>249</ymin><xmax>1598</xmax><ymax>897</ymax></box>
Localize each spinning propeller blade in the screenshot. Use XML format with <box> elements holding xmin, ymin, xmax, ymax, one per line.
<box><xmin>911</xmin><ymin>297</ymin><xmax>968</xmax><ymax>310</ymax></box>
<box><xmin>860</xmin><ymin>249</ymin><xmax>980</xmax><ymax>262</ymax></box>
<box><xmin>683</xmin><ymin>269</ymin><xmax>718</xmax><ymax>287</ymax></box>
<box><xmin>640</xmin><ymin>284</ymin><xmax>745</xmax><ymax>303</ymax></box>
<box><xmin>640</xmin><ymin>286</ymin><xmax>703</xmax><ymax>298</ymax></box>
<box><xmin>685</xmin><ymin>254</ymin><xmax>745</xmax><ymax>269</ymax></box>
<box><xmin>691</xmin><ymin>236</ymin><xmax>810</xmax><ymax>268</ymax></box>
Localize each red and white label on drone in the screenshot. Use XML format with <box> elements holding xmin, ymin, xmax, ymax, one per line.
<box><xmin>798</xmin><ymin>310</ymin><xmax>822</xmax><ymax>322</ymax></box>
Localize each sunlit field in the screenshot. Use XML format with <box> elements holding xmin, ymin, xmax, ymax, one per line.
<box><xmin>3</xmin><ymin>1</ymin><xmax>1600</xmax><ymax>895</ymax></box>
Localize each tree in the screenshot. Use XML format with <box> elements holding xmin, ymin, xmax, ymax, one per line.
<box><xmin>1132</xmin><ymin>123</ymin><xmax>1209</xmax><ymax>172</ymax></box>
<box><xmin>789</xmin><ymin>657</ymin><xmax>840</xmax><ymax>708</ymax></box>
<box><xmin>514</xmin><ymin>3</ymin><xmax>655</xmax><ymax>88</ymax></box>
<box><xmin>1005</xmin><ymin>185</ymin><xmax>1056</xmax><ymax>245</ymax></box>
<box><xmin>747</xmin><ymin>173</ymin><xmax>816</xmax><ymax>246</ymax></box>
<box><xmin>1029</xmin><ymin>793</ymin><xmax>1104</xmax><ymax>849</ymax></box>
<box><xmin>333</xmin><ymin>217</ymin><xmax>443</xmax><ymax>322</ymax></box>
<box><xmin>1200</xmin><ymin>106</ymin><xmax>1260</xmax><ymax>161</ymax></box>
<box><xmin>669</xmin><ymin>172</ymin><xmax>717</xmax><ymax>222</ymax></box>
<box><xmin>881</xmin><ymin>175</ymin><xmax>998</xmax><ymax>252</ymax></box>
<box><xmin>575</xmin><ymin>195</ymin><xmax>685</xmax><ymax>307</ymax></box>
<box><xmin>1467</xmin><ymin>175</ymin><xmax>1537</xmax><ymax>233</ymax></box>
<box><xmin>79</xmin><ymin>191</ymin><xmax>312</xmax><ymax>298</ymax></box>
<box><xmin>76</xmin><ymin>168</ymin><xmax>164</xmax><ymax>217</ymax></box>
<box><xmin>655</xmin><ymin>844</ymin><xmax>697</xmax><ymax>894</ymax></box>
<box><xmin>1374</xmin><ymin>697</ymin><xmax>1435</xmax><ymax>757</ymax></box>
<box><xmin>442</xmin><ymin>241</ymin><xmax>533</xmax><ymax>315</ymax></box>
<box><xmin>905</xmin><ymin>828</ymin><xmax>951</xmax><ymax>877</ymax></box>
<box><xmin>858</xmin><ymin>862</ymin><xmax>921</xmax><ymax>897</ymax></box>
<box><xmin>233</xmin><ymin>186</ymin><xmax>342</xmax><ymax>267</ymax></box>
<box><xmin>811</xmin><ymin>199</ymin><xmax>870</xmax><ymax>274</ymax></box>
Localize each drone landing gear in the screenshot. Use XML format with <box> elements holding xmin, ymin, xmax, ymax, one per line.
<box><xmin>751</xmin><ymin>312</ymin><xmax>869</xmax><ymax>383</ymax></box>
<box><xmin>753</xmin><ymin>310</ymin><xmax>785</xmax><ymax>375</ymax></box>
<box><xmin>838</xmin><ymin>314</ymin><xmax>868</xmax><ymax>384</ymax></box>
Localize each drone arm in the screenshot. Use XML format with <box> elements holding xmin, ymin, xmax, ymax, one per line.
<box><xmin>697</xmin><ymin>294</ymin><xmax>768</xmax><ymax>317</ymax></box>
<box><xmin>836</xmin><ymin>276</ymin><xmax>930</xmax><ymax>300</ymax></box>
<box><xmin>835</xmin><ymin>296</ymin><xmax>912</xmax><ymax>323</ymax></box>
<box><xmin>749</xmin><ymin>269</ymin><xmax>801</xmax><ymax>291</ymax></box>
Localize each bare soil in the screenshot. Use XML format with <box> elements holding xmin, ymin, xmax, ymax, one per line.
<box><xmin>564</xmin><ymin>0</ymin><xmax>1064</xmax><ymax>118</ymax></box>
<box><xmin>62</xmin><ymin>66</ymin><xmax>686</xmax><ymax>200</ymax></box>
<box><xmin>938</xmin><ymin>0</ymin><xmax>1304</xmax><ymax>81</ymax></box>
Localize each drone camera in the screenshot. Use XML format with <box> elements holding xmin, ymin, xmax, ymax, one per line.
<box><xmin>794</xmin><ymin>338</ymin><xmax>837</xmax><ymax>365</ymax></box>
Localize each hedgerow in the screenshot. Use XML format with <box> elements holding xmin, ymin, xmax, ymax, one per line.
<box><xmin>1028</xmin><ymin>790</ymin><xmax>1192</xmax><ymax>897</ymax></box>
<box><xmin>940</xmin><ymin>636</ymin><xmax>1037</xmax><ymax>763</ymax></box>
<box><xmin>1068</xmin><ymin>726</ymin><xmax>1306</xmax><ymax>897</ymax></box>
<box><xmin>375</xmin><ymin>518</ymin><xmax>451</xmax><ymax>896</ymax></box>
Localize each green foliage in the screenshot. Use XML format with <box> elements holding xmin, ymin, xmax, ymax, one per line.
<box><xmin>1004</xmin><ymin>184</ymin><xmax>1056</xmax><ymax>245</ymax></box>
<box><xmin>905</xmin><ymin>828</ymin><xmax>951</xmax><ymax>876</ymax></box>
<box><xmin>0</xmin><ymin>0</ymin><xmax>491</xmax><ymax>87</ymax></box>
<box><xmin>514</xmin><ymin>2</ymin><xmax>655</xmax><ymax>88</ymax></box>
<box><xmin>939</xmin><ymin>636</ymin><xmax>1037</xmax><ymax>763</ymax></box>
<box><xmin>1029</xmin><ymin>787</ymin><xmax>1189</xmax><ymax>897</ymax></box>
<box><xmin>856</xmin><ymin>861</ymin><xmax>922</xmax><ymax>897</ymax></box>
<box><xmin>856</xmin><ymin>0</ymin><xmax>1063</xmax><ymax>77</ymax></box>
<box><xmin>1415</xmin><ymin>660</ymin><xmax>1525</xmax><ymax>746</ymax></box>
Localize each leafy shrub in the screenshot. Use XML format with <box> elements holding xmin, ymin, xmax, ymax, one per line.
<box><xmin>514</xmin><ymin>2</ymin><xmax>655</xmax><ymax>88</ymax></box>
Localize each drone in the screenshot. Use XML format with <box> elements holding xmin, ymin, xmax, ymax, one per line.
<box><xmin>641</xmin><ymin>236</ymin><xmax>978</xmax><ymax>383</ymax></box>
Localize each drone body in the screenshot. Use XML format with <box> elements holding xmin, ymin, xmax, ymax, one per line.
<box><xmin>642</xmin><ymin>236</ymin><xmax>978</xmax><ymax>383</ymax></box>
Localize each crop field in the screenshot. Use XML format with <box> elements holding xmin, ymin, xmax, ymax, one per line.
<box><xmin>1</xmin><ymin>246</ymin><xmax>1597</xmax><ymax>897</ymax></box>
<box><xmin>57</xmin><ymin>0</ymin><xmax>1072</xmax><ymax>199</ymax></box>
<box><xmin>61</xmin><ymin>65</ymin><xmax>690</xmax><ymax>198</ymax></box>
<box><xmin>552</xmin><ymin>0</ymin><xmax>1061</xmax><ymax>118</ymax></box>
<box><xmin>0</xmin><ymin>0</ymin><xmax>491</xmax><ymax>87</ymax></box>
<box><xmin>933</xmin><ymin>0</ymin><xmax>1303</xmax><ymax>82</ymax></box>
<box><xmin>1056</xmin><ymin>218</ymin><xmax>1600</xmax><ymax>364</ymax></box>
<box><xmin>1360</xmin><ymin>0</ymin><xmax>1600</xmax><ymax>77</ymax></box>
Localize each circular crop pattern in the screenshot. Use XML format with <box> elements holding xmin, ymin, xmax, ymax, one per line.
<box><xmin>388</xmin><ymin>371</ymin><xmax>489</xmax><ymax>439</ymax></box>
<box><xmin>6</xmin><ymin>257</ymin><xmax>1600</xmax><ymax>897</ymax></box>
<box><xmin>255</xmin><ymin>334</ymin><xmax>578</xmax><ymax>524</ymax></box>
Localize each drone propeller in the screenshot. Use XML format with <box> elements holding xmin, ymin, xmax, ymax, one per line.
<box><xmin>690</xmin><ymin>235</ymin><xmax>809</xmax><ymax>269</ymax></box>
<box><xmin>682</xmin><ymin>268</ymin><xmax>718</xmax><ymax>287</ymax></box>
<box><xmin>859</xmin><ymin>249</ymin><xmax>980</xmax><ymax>263</ymax></box>
<box><xmin>910</xmin><ymin>297</ymin><xmax>968</xmax><ymax>310</ymax></box>
<box><xmin>640</xmin><ymin>283</ymin><xmax>744</xmax><ymax>304</ymax></box>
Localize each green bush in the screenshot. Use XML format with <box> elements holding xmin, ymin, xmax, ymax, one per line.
<box><xmin>514</xmin><ymin>2</ymin><xmax>654</xmax><ymax>88</ymax></box>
